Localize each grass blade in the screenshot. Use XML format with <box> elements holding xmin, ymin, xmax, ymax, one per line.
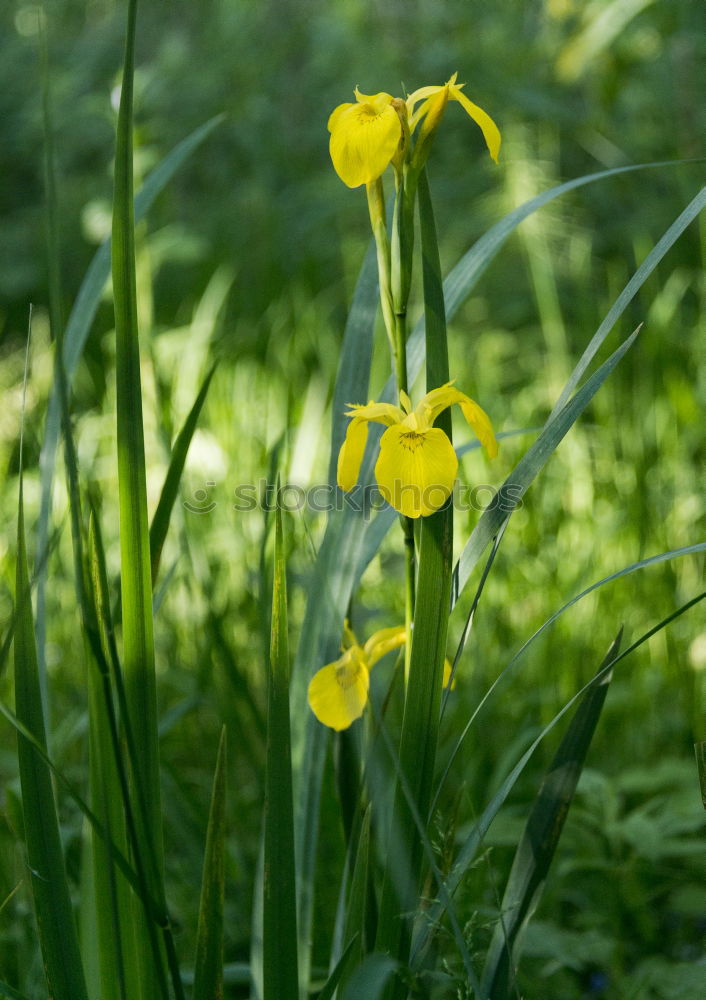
<box><xmin>14</xmin><ymin>487</ymin><xmax>88</xmax><ymax>998</ymax></box>
<box><xmin>452</xmin><ymin>325</ymin><xmax>641</xmax><ymax>608</ymax></box>
<box><xmin>193</xmin><ymin>726</ymin><xmax>227</xmax><ymax>1000</ymax></box>
<box><xmin>480</xmin><ymin>630</ymin><xmax>621</xmax><ymax>999</ymax></box>
<box><xmin>263</xmin><ymin>499</ymin><xmax>299</xmax><ymax>1000</ymax></box>
<box><xmin>150</xmin><ymin>362</ymin><xmax>217</xmax><ymax>584</ymax></box>
<box><xmin>111</xmin><ymin>1</ymin><xmax>167</xmax><ymax>994</ymax></box>
<box><xmin>414</xmin><ymin>593</ymin><xmax>706</xmax><ymax>961</ymax></box>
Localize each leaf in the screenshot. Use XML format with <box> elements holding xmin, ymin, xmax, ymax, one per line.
<box><xmin>480</xmin><ymin>630</ymin><xmax>621</xmax><ymax>999</ymax></box>
<box><xmin>111</xmin><ymin>3</ymin><xmax>169</xmax><ymax>996</ymax></box>
<box><xmin>149</xmin><ymin>362</ymin><xmax>217</xmax><ymax>584</ymax></box>
<box><xmin>376</xmin><ymin>170</ymin><xmax>454</xmax><ymax>973</ymax></box>
<box><xmin>341</xmin><ymin>954</ymin><xmax>399</xmax><ymax>1000</ymax></box>
<box><xmin>193</xmin><ymin>727</ymin><xmax>227</xmax><ymax>1000</ymax></box>
<box><xmin>263</xmin><ymin>498</ymin><xmax>299</xmax><ymax>1000</ymax></box>
<box><xmin>14</xmin><ymin>481</ymin><xmax>88</xmax><ymax>999</ymax></box>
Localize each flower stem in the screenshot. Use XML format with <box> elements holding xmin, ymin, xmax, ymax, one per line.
<box><xmin>391</xmin><ymin>176</ymin><xmax>416</xmax><ymax>681</ymax></box>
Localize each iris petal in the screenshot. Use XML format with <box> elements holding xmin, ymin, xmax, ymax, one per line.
<box><xmin>375</xmin><ymin>424</ymin><xmax>458</xmax><ymax>518</ymax></box>
<box><xmin>307</xmin><ymin>650</ymin><xmax>370</xmax><ymax>731</ymax></box>
<box><xmin>329</xmin><ymin>101</ymin><xmax>402</xmax><ymax>188</ymax></box>
<box><xmin>418</xmin><ymin>384</ymin><xmax>498</xmax><ymax>459</ymax></box>
<box><xmin>365</xmin><ymin>625</ymin><xmax>407</xmax><ymax>666</ymax></box>
<box><xmin>337</xmin><ymin>417</ymin><xmax>369</xmax><ymax>492</ymax></box>
<box><xmin>449</xmin><ymin>85</ymin><xmax>501</xmax><ymax>163</ymax></box>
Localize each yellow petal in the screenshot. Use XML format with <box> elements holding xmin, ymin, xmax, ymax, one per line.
<box><xmin>345</xmin><ymin>401</ymin><xmax>404</xmax><ymax>425</ymax></box>
<box><xmin>417</xmin><ymin>384</ymin><xmax>498</xmax><ymax>459</ymax></box>
<box><xmin>337</xmin><ymin>417</ymin><xmax>369</xmax><ymax>492</ymax></box>
<box><xmin>307</xmin><ymin>649</ymin><xmax>370</xmax><ymax>731</ymax></box>
<box><xmin>329</xmin><ymin>101</ymin><xmax>402</xmax><ymax>188</ymax></box>
<box><xmin>354</xmin><ymin>88</ymin><xmax>395</xmax><ymax>113</ymax></box>
<box><xmin>375</xmin><ymin>424</ymin><xmax>458</xmax><ymax>518</ymax></box>
<box><xmin>365</xmin><ymin>625</ymin><xmax>407</xmax><ymax>666</ymax></box>
<box><xmin>327</xmin><ymin>102</ymin><xmax>355</xmax><ymax>133</ymax></box>
<box><xmin>449</xmin><ymin>84</ymin><xmax>501</xmax><ymax>163</ymax></box>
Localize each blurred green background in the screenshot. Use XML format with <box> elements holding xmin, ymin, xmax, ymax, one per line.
<box><xmin>1</xmin><ymin>1</ymin><xmax>704</xmax><ymax>997</ymax></box>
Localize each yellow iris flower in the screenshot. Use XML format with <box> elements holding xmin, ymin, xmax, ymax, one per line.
<box><xmin>337</xmin><ymin>382</ymin><xmax>498</xmax><ymax>519</ymax></box>
<box><xmin>328</xmin><ymin>73</ymin><xmax>501</xmax><ymax>188</ymax></box>
<box><xmin>307</xmin><ymin>621</ymin><xmax>455</xmax><ymax>731</ymax></box>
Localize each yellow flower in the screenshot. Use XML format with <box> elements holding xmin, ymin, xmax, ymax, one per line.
<box><xmin>337</xmin><ymin>382</ymin><xmax>498</xmax><ymax>519</ymax></box>
<box><xmin>308</xmin><ymin>621</ymin><xmax>456</xmax><ymax>730</ymax></box>
<box><xmin>328</xmin><ymin>74</ymin><xmax>501</xmax><ymax>188</ymax></box>
<box><xmin>308</xmin><ymin>623</ymin><xmax>406</xmax><ymax>730</ymax></box>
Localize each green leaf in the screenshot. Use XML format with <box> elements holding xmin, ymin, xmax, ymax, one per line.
<box><xmin>263</xmin><ymin>499</ymin><xmax>299</xmax><ymax>1000</ymax></box>
<box><xmin>111</xmin><ymin>2</ymin><xmax>168</xmax><ymax>995</ymax></box>
<box><xmin>315</xmin><ymin>937</ymin><xmax>361</xmax><ymax>1000</ymax></box>
<box><xmin>337</xmin><ymin>806</ymin><xmax>372</xmax><ymax>995</ymax></box>
<box><xmin>451</xmin><ymin>325</ymin><xmax>641</xmax><ymax>608</ymax></box>
<box><xmin>150</xmin><ymin>362</ymin><xmax>217</xmax><ymax>584</ymax></box>
<box><xmin>14</xmin><ymin>478</ymin><xmax>88</xmax><ymax>1000</ymax></box>
<box><xmin>413</xmin><ymin>593</ymin><xmax>706</xmax><ymax>963</ymax></box>
<box><xmin>480</xmin><ymin>630</ymin><xmax>621</xmax><ymax>999</ymax></box>
<box><xmin>193</xmin><ymin>726</ymin><xmax>227</xmax><ymax>1000</ymax></box>
<box><xmin>376</xmin><ymin>170</ymin><xmax>454</xmax><ymax>974</ymax></box>
<box><xmin>340</xmin><ymin>954</ymin><xmax>399</xmax><ymax>1000</ymax></box>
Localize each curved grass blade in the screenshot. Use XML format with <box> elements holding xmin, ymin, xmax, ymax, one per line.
<box><xmin>150</xmin><ymin>362</ymin><xmax>217</xmax><ymax>584</ymax></box>
<box><xmin>451</xmin><ymin>325</ymin><xmax>640</xmax><ymax>609</ymax></box>
<box><xmin>434</xmin><ymin>542</ymin><xmax>706</xmax><ymax>814</ymax></box>
<box><xmin>14</xmin><ymin>489</ymin><xmax>88</xmax><ymax>999</ymax></box>
<box><xmin>480</xmin><ymin>630</ymin><xmax>621</xmax><ymax>999</ymax></box>
<box><xmin>336</xmin><ymin>806</ymin><xmax>372</xmax><ymax>996</ymax></box>
<box><xmin>193</xmin><ymin>726</ymin><xmax>227</xmax><ymax>1000</ymax></box>
<box><xmin>547</xmin><ymin>186</ymin><xmax>706</xmax><ymax>421</ymax></box>
<box><xmin>396</xmin><ymin>161</ymin><xmax>694</xmax><ymax>398</ymax></box>
<box><xmin>0</xmin><ymin>982</ymin><xmax>31</xmax><ymax>1000</ymax></box>
<box><xmin>263</xmin><ymin>500</ymin><xmax>299</xmax><ymax>1000</ymax></box>
<box><xmin>413</xmin><ymin>592</ymin><xmax>706</xmax><ymax>962</ymax></box>
<box><xmin>315</xmin><ymin>937</ymin><xmax>360</xmax><ymax>1000</ymax></box>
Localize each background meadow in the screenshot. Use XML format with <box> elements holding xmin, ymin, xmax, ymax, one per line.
<box><xmin>1</xmin><ymin>1</ymin><xmax>704</xmax><ymax>998</ymax></box>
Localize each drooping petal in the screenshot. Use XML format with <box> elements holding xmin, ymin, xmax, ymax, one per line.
<box><xmin>365</xmin><ymin>625</ymin><xmax>407</xmax><ymax>666</ymax></box>
<box><xmin>417</xmin><ymin>384</ymin><xmax>498</xmax><ymax>459</ymax></box>
<box><xmin>375</xmin><ymin>424</ymin><xmax>458</xmax><ymax>518</ymax></box>
<box><xmin>329</xmin><ymin>101</ymin><xmax>402</xmax><ymax>188</ymax></box>
<box><xmin>307</xmin><ymin>648</ymin><xmax>370</xmax><ymax>731</ymax></box>
<box><xmin>449</xmin><ymin>84</ymin><xmax>501</xmax><ymax>163</ymax></box>
<box><xmin>337</xmin><ymin>417</ymin><xmax>369</xmax><ymax>492</ymax></box>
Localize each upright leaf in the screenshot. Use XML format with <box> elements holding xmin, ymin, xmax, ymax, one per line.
<box><xmin>112</xmin><ymin>1</ymin><xmax>166</xmax><ymax>993</ymax></box>
<box><xmin>14</xmin><ymin>478</ymin><xmax>88</xmax><ymax>1000</ymax></box>
<box><xmin>193</xmin><ymin>727</ymin><xmax>227</xmax><ymax>1000</ymax></box>
<box><xmin>263</xmin><ymin>499</ymin><xmax>299</xmax><ymax>1000</ymax></box>
<box><xmin>481</xmin><ymin>631</ymin><xmax>621</xmax><ymax>999</ymax></box>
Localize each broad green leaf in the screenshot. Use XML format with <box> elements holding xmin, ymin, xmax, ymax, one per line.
<box><xmin>337</xmin><ymin>807</ymin><xmax>372</xmax><ymax>995</ymax></box>
<box><xmin>193</xmin><ymin>726</ymin><xmax>227</xmax><ymax>1000</ymax></box>
<box><xmin>376</xmin><ymin>170</ymin><xmax>454</xmax><ymax>978</ymax></box>
<box><xmin>315</xmin><ymin>937</ymin><xmax>360</xmax><ymax>1000</ymax></box>
<box><xmin>341</xmin><ymin>954</ymin><xmax>399</xmax><ymax>1000</ymax></box>
<box><xmin>263</xmin><ymin>500</ymin><xmax>299</xmax><ymax>1000</ymax></box>
<box><xmin>480</xmin><ymin>631</ymin><xmax>621</xmax><ymax>999</ymax></box>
